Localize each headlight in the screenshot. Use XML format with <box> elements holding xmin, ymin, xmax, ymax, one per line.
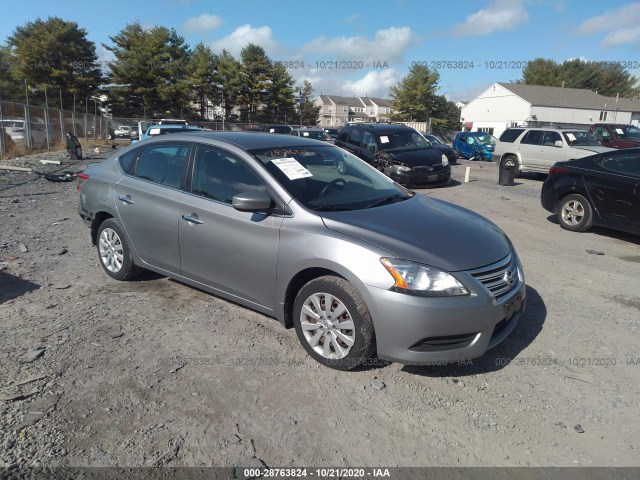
<box><xmin>380</xmin><ymin>258</ymin><xmax>470</xmax><ymax>296</ymax></box>
<box><xmin>395</xmin><ymin>165</ymin><xmax>413</xmax><ymax>172</ymax></box>
<box><xmin>441</xmin><ymin>154</ymin><xmax>449</xmax><ymax>166</ymax></box>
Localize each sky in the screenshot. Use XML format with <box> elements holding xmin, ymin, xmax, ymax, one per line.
<box><xmin>2</xmin><ymin>0</ymin><xmax>640</xmax><ymax>102</ymax></box>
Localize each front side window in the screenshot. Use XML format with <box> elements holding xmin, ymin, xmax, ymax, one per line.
<box><xmin>133</xmin><ymin>144</ymin><xmax>189</xmax><ymax>188</ymax></box>
<box><xmin>541</xmin><ymin>131</ymin><xmax>561</xmax><ymax>146</ymax></box>
<box><xmin>191</xmin><ymin>145</ymin><xmax>265</xmax><ymax>204</ymax></box>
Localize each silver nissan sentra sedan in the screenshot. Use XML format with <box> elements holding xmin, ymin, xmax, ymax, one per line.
<box><xmin>78</xmin><ymin>132</ymin><xmax>525</xmax><ymax>370</ymax></box>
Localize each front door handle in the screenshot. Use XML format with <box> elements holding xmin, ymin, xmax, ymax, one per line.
<box><xmin>182</xmin><ymin>214</ymin><xmax>204</xmax><ymax>225</ymax></box>
<box><xmin>118</xmin><ymin>195</ymin><xmax>135</xmax><ymax>205</ymax></box>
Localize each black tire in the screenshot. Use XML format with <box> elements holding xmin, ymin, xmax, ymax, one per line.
<box><xmin>293</xmin><ymin>276</ymin><xmax>376</xmax><ymax>370</ymax></box>
<box><xmin>96</xmin><ymin>218</ymin><xmax>142</xmax><ymax>280</ymax></box>
<box><xmin>557</xmin><ymin>193</ymin><xmax>593</xmax><ymax>232</ymax></box>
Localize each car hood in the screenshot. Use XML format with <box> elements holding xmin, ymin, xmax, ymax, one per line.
<box><xmin>571</xmin><ymin>145</ymin><xmax>615</xmax><ymax>154</ymax></box>
<box><xmin>380</xmin><ymin>148</ymin><xmax>444</xmax><ymax>166</ymax></box>
<box><xmin>320</xmin><ymin>194</ymin><xmax>511</xmax><ymax>271</ymax></box>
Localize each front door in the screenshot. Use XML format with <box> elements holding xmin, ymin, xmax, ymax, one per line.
<box><xmin>179</xmin><ymin>144</ymin><xmax>282</xmax><ymax>309</ymax></box>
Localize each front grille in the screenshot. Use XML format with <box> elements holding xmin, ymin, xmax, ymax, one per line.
<box><xmin>413</xmin><ymin>164</ymin><xmax>443</xmax><ymax>172</ymax></box>
<box><xmin>467</xmin><ymin>253</ymin><xmax>519</xmax><ymax>301</ymax></box>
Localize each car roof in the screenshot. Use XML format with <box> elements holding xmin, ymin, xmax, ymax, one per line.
<box><xmin>143</xmin><ymin>131</ymin><xmax>334</xmax><ymax>150</ymax></box>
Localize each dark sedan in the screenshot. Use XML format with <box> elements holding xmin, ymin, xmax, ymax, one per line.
<box><xmin>541</xmin><ymin>149</ymin><xmax>640</xmax><ymax>235</ymax></box>
<box><xmin>424</xmin><ymin>134</ymin><xmax>457</xmax><ymax>165</ymax></box>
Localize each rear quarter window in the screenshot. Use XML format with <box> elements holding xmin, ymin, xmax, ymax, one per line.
<box><xmin>118</xmin><ymin>148</ymin><xmax>141</xmax><ymax>175</ymax></box>
<box><xmin>499</xmin><ymin>129</ymin><xmax>524</xmax><ymax>143</ymax></box>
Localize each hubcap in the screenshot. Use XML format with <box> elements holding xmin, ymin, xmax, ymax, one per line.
<box><xmin>561</xmin><ymin>200</ymin><xmax>585</xmax><ymax>226</ymax></box>
<box><xmin>299</xmin><ymin>292</ymin><xmax>355</xmax><ymax>359</ymax></box>
<box><xmin>99</xmin><ymin>228</ymin><xmax>124</xmax><ymax>273</ymax></box>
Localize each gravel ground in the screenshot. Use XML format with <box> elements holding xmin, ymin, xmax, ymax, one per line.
<box><xmin>0</xmin><ymin>148</ymin><xmax>639</xmax><ymax>470</ymax></box>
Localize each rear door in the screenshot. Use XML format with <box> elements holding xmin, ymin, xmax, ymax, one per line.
<box><xmin>114</xmin><ymin>142</ymin><xmax>190</xmax><ymax>274</ymax></box>
<box><xmin>586</xmin><ymin>153</ymin><xmax>640</xmax><ymax>230</ymax></box>
<box><xmin>178</xmin><ymin>144</ymin><xmax>282</xmax><ymax>308</ymax></box>
<box><xmin>518</xmin><ymin>130</ymin><xmax>544</xmax><ymax>172</ymax></box>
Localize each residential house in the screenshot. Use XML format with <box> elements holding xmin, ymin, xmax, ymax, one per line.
<box><xmin>316</xmin><ymin>95</ymin><xmax>394</xmax><ymax>127</ymax></box>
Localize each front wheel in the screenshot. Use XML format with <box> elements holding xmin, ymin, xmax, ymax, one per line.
<box><xmin>293</xmin><ymin>276</ymin><xmax>376</xmax><ymax>370</ymax></box>
<box><xmin>96</xmin><ymin>218</ymin><xmax>142</xmax><ymax>280</ymax></box>
<box><xmin>557</xmin><ymin>194</ymin><xmax>593</xmax><ymax>232</ymax></box>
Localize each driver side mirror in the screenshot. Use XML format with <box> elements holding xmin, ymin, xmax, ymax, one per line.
<box><xmin>367</xmin><ymin>144</ymin><xmax>377</xmax><ymax>153</ymax></box>
<box><xmin>232</xmin><ymin>190</ymin><xmax>273</xmax><ymax>212</ymax></box>
<box><xmin>554</xmin><ymin>140</ymin><xmax>562</xmax><ymax>148</ymax></box>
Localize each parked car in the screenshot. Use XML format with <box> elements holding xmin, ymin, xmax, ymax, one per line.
<box><xmin>114</xmin><ymin>125</ymin><xmax>132</xmax><ymax>138</ymax></box>
<box><xmin>77</xmin><ymin>132</ymin><xmax>525</xmax><ymax>370</ymax></box>
<box><xmin>335</xmin><ymin>123</ymin><xmax>451</xmax><ymax>187</ymax></box>
<box><xmin>588</xmin><ymin>124</ymin><xmax>640</xmax><ymax>149</ymax></box>
<box><xmin>541</xmin><ymin>149</ymin><xmax>640</xmax><ymax>235</ymax></box>
<box><xmin>452</xmin><ymin>132</ymin><xmax>496</xmax><ymax>161</ymax></box>
<box><xmin>290</xmin><ymin>127</ymin><xmax>333</xmax><ymax>142</ymax></box>
<box><xmin>424</xmin><ymin>134</ymin><xmax>458</xmax><ymax>165</ymax></box>
<box><xmin>259</xmin><ymin>124</ymin><xmax>293</xmax><ymax>134</ymax></box>
<box><xmin>134</xmin><ymin>124</ymin><xmax>204</xmax><ymax>142</ymax></box>
<box><xmin>0</xmin><ymin>118</ymin><xmax>48</xmax><ymax>148</ymax></box>
<box><xmin>324</xmin><ymin>128</ymin><xmax>340</xmax><ymax>140</ymax></box>
<box><xmin>494</xmin><ymin>127</ymin><xmax>615</xmax><ymax>175</ymax></box>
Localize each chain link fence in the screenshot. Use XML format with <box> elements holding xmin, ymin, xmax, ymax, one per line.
<box><xmin>0</xmin><ymin>99</ymin><xmax>260</xmax><ymax>159</ymax></box>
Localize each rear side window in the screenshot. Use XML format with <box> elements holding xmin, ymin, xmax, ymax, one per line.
<box><xmin>521</xmin><ymin>130</ymin><xmax>543</xmax><ymax>145</ymax></box>
<box><xmin>347</xmin><ymin>128</ymin><xmax>363</xmax><ymax>147</ymax></box>
<box><xmin>598</xmin><ymin>154</ymin><xmax>640</xmax><ymax>176</ymax></box>
<box><xmin>118</xmin><ymin>148</ymin><xmax>141</xmax><ymax>175</ymax></box>
<box><xmin>499</xmin><ymin>129</ymin><xmax>524</xmax><ymax>143</ymax></box>
<box><xmin>337</xmin><ymin>130</ymin><xmax>349</xmax><ymax>143</ymax></box>
<box><xmin>133</xmin><ymin>144</ymin><xmax>190</xmax><ymax>189</ymax></box>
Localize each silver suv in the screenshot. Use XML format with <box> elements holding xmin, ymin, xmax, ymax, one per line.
<box><xmin>494</xmin><ymin>127</ymin><xmax>614</xmax><ymax>174</ymax></box>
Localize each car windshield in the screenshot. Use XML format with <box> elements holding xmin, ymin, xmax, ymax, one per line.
<box><xmin>425</xmin><ymin>134</ymin><xmax>444</xmax><ymax>145</ymax></box>
<box><xmin>1</xmin><ymin>120</ymin><xmax>24</xmax><ymax>128</ymax></box>
<box><xmin>249</xmin><ymin>145</ymin><xmax>412</xmax><ymax>211</ymax></box>
<box><xmin>267</xmin><ymin>126</ymin><xmax>291</xmax><ymax>134</ymax></box>
<box><xmin>475</xmin><ymin>134</ymin><xmax>496</xmax><ymax>145</ymax></box>
<box><xmin>617</xmin><ymin>126</ymin><xmax>640</xmax><ymax>139</ymax></box>
<box><xmin>563</xmin><ymin>131</ymin><xmax>600</xmax><ymax>146</ymax></box>
<box><xmin>297</xmin><ymin>130</ymin><xmax>329</xmax><ymax>140</ymax></box>
<box><xmin>377</xmin><ymin>131</ymin><xmax>432</xmax><ymax>152</ymax></box>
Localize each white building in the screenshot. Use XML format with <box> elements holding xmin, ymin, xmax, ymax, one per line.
<box><xmin>460</xmin><ymin>82</ymin><xmax>640</xmax><ymax>139</ymax></box>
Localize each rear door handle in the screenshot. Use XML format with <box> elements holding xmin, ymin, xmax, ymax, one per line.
<box><xmin>118</xmin><ymin>195</ymin><xmax>135</xmax><ymax>205</ymax></box>
<box><xmin>182</xmin><ymin>214</ymin><xmax>204</xmax><ymax>225</ymax></box>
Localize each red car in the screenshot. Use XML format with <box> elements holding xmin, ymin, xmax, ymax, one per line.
<box><xmin>589</xmin><ymin>124</ymin><xmax>640</xmax><ymax>149</ymax></box>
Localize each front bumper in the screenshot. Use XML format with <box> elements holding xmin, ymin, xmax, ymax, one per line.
<box><xmin>385</xmin><ymin>165</ymin><xmax>451</xmax><ymax>187</ymax></box>
<box><xmin>357</xmin><ymin>258</ymin><xmax>526</xmax><ymax>365</ymax></box>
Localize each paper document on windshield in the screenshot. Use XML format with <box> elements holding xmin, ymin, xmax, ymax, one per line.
<box><xmin>271</xmin><ymin>158</ymin><xmax>313</xmax><ymax>180</ymax></box>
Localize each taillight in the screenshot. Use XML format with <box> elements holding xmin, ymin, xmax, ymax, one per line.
<box><xmin>548</xmin><ymin>165</ymin><xmax>569</xmax><ymax>176</ymax></box>
<box><xmin>77</xmin><ymin>172</ymin><xmax>90</xmax><ymax>191</ymax></box>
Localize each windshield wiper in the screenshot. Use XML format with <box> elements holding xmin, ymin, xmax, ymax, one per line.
<box><xmin>367</xmin><ymin>194</ymin><xmax>408</xmax><ymax>209</ymax></box>
<box><xmin>313</xmin><ymin>205</ymin><xmax>354</xmax><ymax>212</ymax></box>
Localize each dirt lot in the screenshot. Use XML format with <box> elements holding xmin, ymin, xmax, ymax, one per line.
<box><xmin>1</xmin><ymin>147</ymin><xmax>639</xmax><ymax>470</ymax></box>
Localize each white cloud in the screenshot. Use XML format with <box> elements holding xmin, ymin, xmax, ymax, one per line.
<box><xmin>184</xmin><ymin>14</ymin><xmax>223</xmax><ymax>33</ymax></box>
<box><xmin>450</xmin><ymin>0</ymin><xmax>529</xmax><ymax>37</ymax></box>
<box><xmin>340</xmin><ymin>69</ymin><xmax>399</xmax><ymax>97</ymax></box>
<box><xmin>574</xmin><ymin>3</ymin><xmax>640</xmax><ymax>48</ymax></box>
<box><xmin>301</xmin><ymin>27</ymin><xmax>413</xmax><ymax>64</ymax></box>
<box><xmin>210</xmin><ymin>24</ymin><xmax>279</xmax><ymax>56</ymax></box>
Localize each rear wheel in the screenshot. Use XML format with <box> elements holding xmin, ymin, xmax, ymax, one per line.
<box><xmin>96</xmin><ymin>218</ymin><xmax>142</xmax><ymax>280</ymax></box>
<box><xmin>293</xmin><ymin>276</ymin><xmax>376</xmax><ymax>370</ymax></box>
<box><xmin>557</xmin><ymin>194</ymin><xmax>593</xmax><ymax>232</ymax></box>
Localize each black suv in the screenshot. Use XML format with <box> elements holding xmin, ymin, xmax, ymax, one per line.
<box><xmin>335</xmin><ymin>123</ymin><xmax>450</xmax><ymax>187</ymax></box>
